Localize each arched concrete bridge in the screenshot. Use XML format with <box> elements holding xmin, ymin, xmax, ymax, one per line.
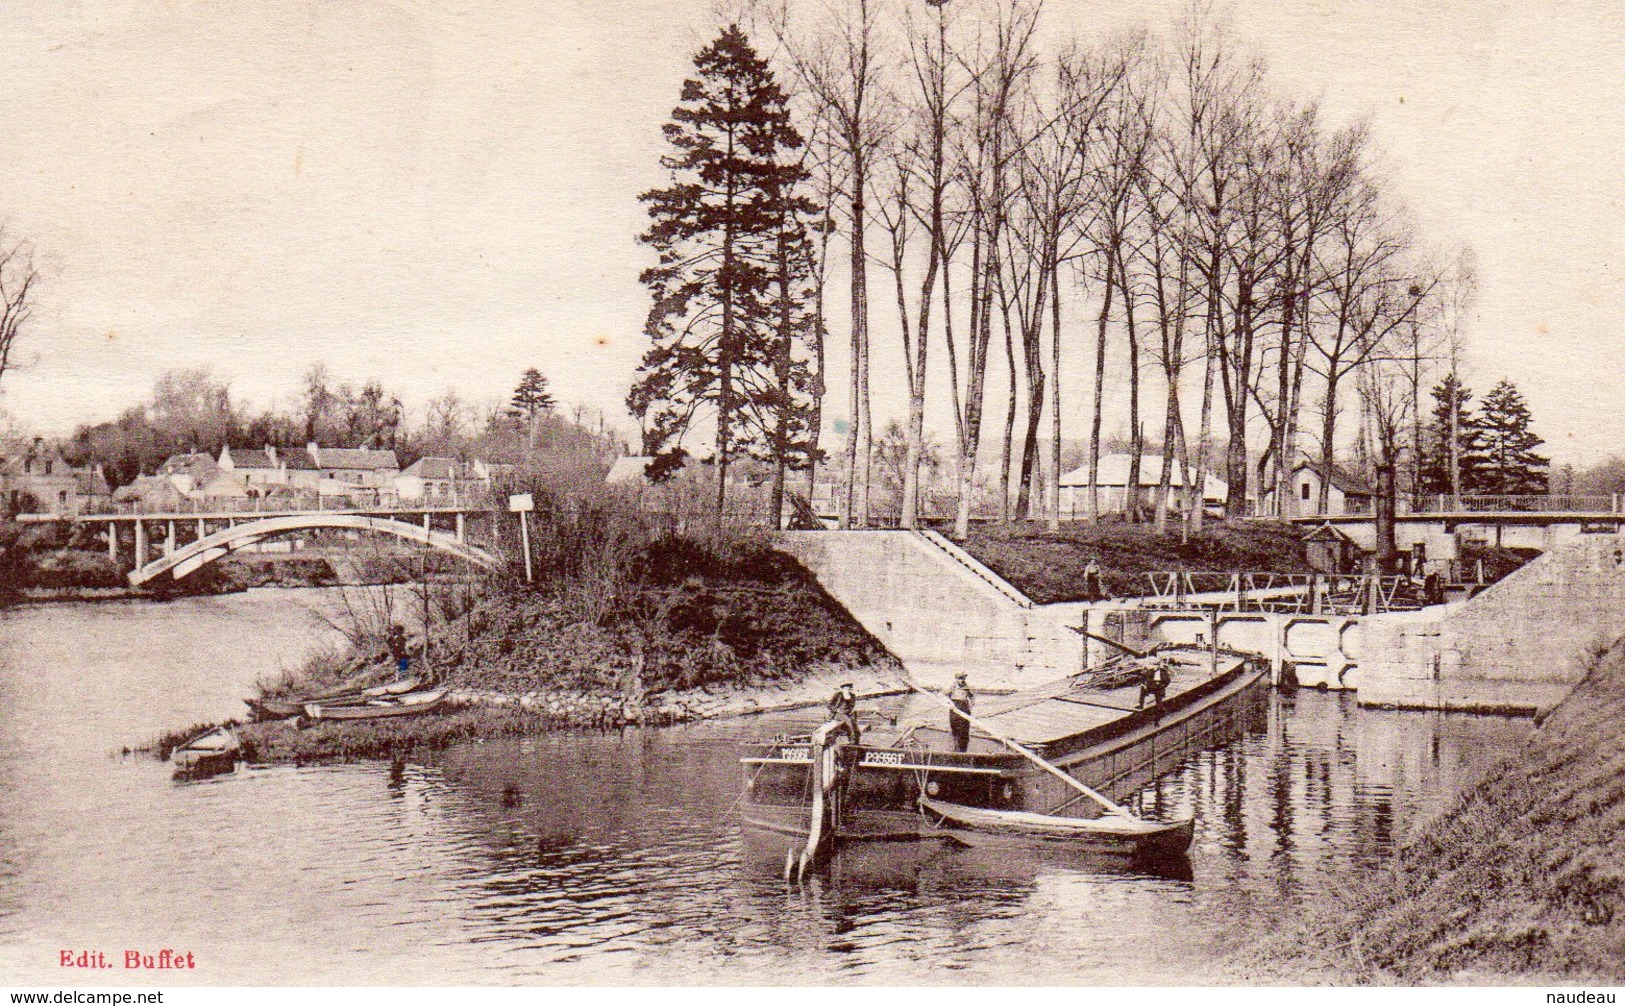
<box><xmin>126</xmin><ymin>512</ymin><xmax>503</xmax><ymax>585</ymax></box>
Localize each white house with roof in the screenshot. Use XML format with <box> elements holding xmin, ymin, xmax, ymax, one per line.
<box><xmin>1263</xmin><ymin>459</ymin><xmax>1375</xmax><ymax>517</ymax></box>
<box><xmin>392</xmin><ymin>456</ymin><xmax>502</xmax><ymax>504</ymax></box>
<box><xmin>1</xmin><ymin>439</ymin><xmax>110</xmax><ymax>514</ymax></box>
<box><xmin>308</xmin><ymin>444</ymin><xmax>400</xmax><ymax>489</ymax></box>
<box><xmin>217</xmin><ymin>445</ymin><xmax>286</xmax><ymax>487</ymax></box>
<box><xmin>1057</xmin><ymin>454</ymin><xmax>1230</xmax><ymax>518</ymax></box>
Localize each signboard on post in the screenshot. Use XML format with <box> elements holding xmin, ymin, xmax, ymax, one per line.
<box><xmin>508</xmin><ymin>494</ymin><xmax>535</xmax><ymax>582</ymax></box>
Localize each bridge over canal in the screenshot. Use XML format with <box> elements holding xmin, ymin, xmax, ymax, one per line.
<box><xmin>21</xmin><ymin>504</ymin><xmax>506</xmax><ymax>585</ymax></box>
<box><xmin>1279</xmin><ymin>494</ymin><xmax>1625</xmax><ymax>562</ymax></box>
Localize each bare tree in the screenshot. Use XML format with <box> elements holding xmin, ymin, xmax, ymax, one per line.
<box><xmin>0</xmin><ymin>233</ymin><xmax>37</xmax><ymax>394</ymax></box>
<box><xmin>946</xmin><ymin>0</ymin><xmax>1041</xmax><ymax>538</ymax></box>
<box><xmin>768</xmin><ymin>0</ymin><xmax>895</xmax><ymax>529</ymax></box>
<box><xmin>1305</xmin><ymin>180</ymin><xmax>1431</xmax><ymax>514</ymax></box>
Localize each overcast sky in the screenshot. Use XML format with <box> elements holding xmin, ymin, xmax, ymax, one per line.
<box><xmin>0</xmin><ymin>0</ymin><xmax>1621</xmax><ymax>468</ymax></box>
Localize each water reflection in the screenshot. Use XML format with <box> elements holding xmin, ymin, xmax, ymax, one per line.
<box><xmin>0</xmin><ymin>592</ymin><xmax>1531</xmax><ymax>984</ymax></box>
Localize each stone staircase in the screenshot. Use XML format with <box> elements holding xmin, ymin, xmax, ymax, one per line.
<box><xmin>774</xmin><ymin>530</ymin><xmax>1082</xmax><ymax>689</ymax></box>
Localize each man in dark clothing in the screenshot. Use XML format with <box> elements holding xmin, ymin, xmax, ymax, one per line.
<box><xmin>828</xmin><ymin>683</ymin><xmax>859</xmax><ymax>742</ymax></box>
<box><xmin>948</xmin><ymin>672</ymin><xmax>974</xmax><ymax>752</ymax></box>
<box><xmin>1138</xmin><ymin>659</ymin><xmax>1171</xmax><ymax>710</ymax></box>
<box><xmin>387</xmin><ymin>624</ymin><xmax>410</xmax><ymax>681</ymax></box>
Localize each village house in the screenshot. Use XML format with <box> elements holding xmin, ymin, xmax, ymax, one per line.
<box><xmin>307</xmin><ymin>445</ymin><xmax>400</xmax><ymax>489</ymax></box>
<box><xmin>392</xmin><ymin>456</ymin><xmax>505</xmax><ymax>504</ymax></box>
<box><xmin>217</xmin><ymin>445</ymin><xmax>287</xmax><ymax>488</ymax></box>
<box><xmin>1265</xmin><ymin>459</ymin><xmax>1376</xmax><ymax>517</ymax></box>
<box><xmin>1057</xmin><ymin>454</ymin><xmax>1230</xmax><ymax>519</ymax></box>
<box><xmin>0</xmin><ymin>439</ymin><xmax>110</xmax><ymax>515</ymax></box>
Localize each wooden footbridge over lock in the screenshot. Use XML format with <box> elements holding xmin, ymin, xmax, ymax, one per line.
<box><xmin>25</xmin><ymin>505</ymin><xmax>507</xmax><ymax>585</ymax></box>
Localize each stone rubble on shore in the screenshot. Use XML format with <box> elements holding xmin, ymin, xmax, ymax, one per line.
<box><xmin>447</xmin><ymin>663</ymin><xmax>906</xmax><ymax>729</ymax></box>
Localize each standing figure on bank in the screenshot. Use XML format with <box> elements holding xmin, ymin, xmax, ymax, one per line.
<box><xmin>948</xmin><ymin>672</ymin><xmax>974</xmax><ymax>753</ymax></box>
<box><xmin>387</xmin><ymin>623</ymin><xmax>410</xmax><ymax>682</ymax></box>
<box><xmin>827</xmin><ymin>682</ymin><xmax>859</xmax><ymax>742</ymax></box>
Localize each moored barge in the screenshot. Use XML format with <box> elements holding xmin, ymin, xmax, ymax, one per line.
<box><xmin>739</xmin><ymin>649</ymin><xmax>1270</xmax><ymax>857</ymax></box>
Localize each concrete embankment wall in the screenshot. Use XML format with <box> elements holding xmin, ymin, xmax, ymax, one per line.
<box><xmin>1359</xmin><ymin>528</ymin><xmax>1625</xmax><ymax>712</ymax></box>
<box><xmin>774</xmin><ymin>530</ymin><xmax>1083</xmax><ymax>690</ymax></box>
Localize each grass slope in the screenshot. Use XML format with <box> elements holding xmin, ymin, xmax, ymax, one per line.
<box><xmin>1263</xmin><ymin>644</ymin><xmax>1625</xmax><ymax>983</ymax></box>
<box><xmin>957</xmin><ymin>520</ymin><xmax>1312</xmax><ymax>604</ymax></box>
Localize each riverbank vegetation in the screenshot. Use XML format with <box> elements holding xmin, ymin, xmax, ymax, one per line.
<box><xmin>238</xmin><ymin>478</ymin><xmax>897</xmax><ymax>762</ymax></box>
<box><xmin>958</xmin><ymin>520</ymin><xmax>1314</xmax><ymax>604</ymax></box>
<box><xmin>1259</xmin><ymin>642</ymin><xmax>1625</xmax><ymax>983</ymax></box>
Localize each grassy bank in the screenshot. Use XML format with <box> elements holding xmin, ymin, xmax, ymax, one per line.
<box><xmin>957</xmin><ymin>520</ymin><xmax>1312</xmax><ymax>604</ymax></box>
<box><xmin>1251</xmin><ymin>644</ymin><xmax>1625</xmax><ymax>983</ymax></box>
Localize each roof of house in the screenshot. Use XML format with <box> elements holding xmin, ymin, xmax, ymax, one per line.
<box><xmin>1058</xmin><ymin>454</ymin><xmax>1230</xmax><ymax>497</ymax></box>
<box><xmin>400</xmin><ymin>456</ymin><xmax>487</xmax><ymax>480</ymax></box>
<box><xmin>277</xmin><ymin>447</ymin><xmax>319</xmax><ymax>470</ymax></box>
<box><xmin>223</xmin><ymin>446</ymin><xmax>279</xmax><ymax>469</ymax></box>
<box><xmin>1297</xmin><ymin>460</ymin><xmax>1374</xmax><ymax>496</ymax></box>
<box><xmin>312</xmin><ymin>446</ymin><xmax>399</xmax><ymax>471</ymax></box>
<box><xmin>606</xmin><ymin>456</ymin><xmax>654</xmax><ymax>484</ymax></box>
<box><xmin>75</xmin><ymin>469</ymin><xmax>110</xmax><ymax>495</ymax></box>
<box><xmin>157</xmin><ymin>453</ymin><xmax>220</xmax><ymax>479</ymax></box>
<box><xmin>1302</xmin><ymin>522</ymin><xmax>1357</xmax><ymax>543</ymax></box>
<box><xmin>0</xmin><ymin>449</ymin><xmax>72</xmax><ymax>477</ymax></box>
<box><xmin>113</xmin><ymin>474</ymin><xmax>179</xmax><ymax>502</ymax></box>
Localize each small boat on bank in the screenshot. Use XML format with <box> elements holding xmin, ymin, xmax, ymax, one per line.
<box><xmin>302</xmin><ymin>687</ymin><xmax>449</xmax><ymax>721</ymax></box>
<box><xmin>740</xmin><ymin>648</ymin><xmax>1269</xmax><ymax>865</ymax></box>
<box><xmin>247</xmin><ymin>677</ymin><xmax>426</xmax><ymax>720</ymax></box>
<box><xmin>171</xmin><ymin>727</ymin><xmax>240</xmax><ymax>777</ymax></box>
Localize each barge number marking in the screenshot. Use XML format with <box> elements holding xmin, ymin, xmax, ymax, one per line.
<box><xmin>861</xmin><ymin>751</ymin><xmax>905</xmax><ymax>766</ymax></box>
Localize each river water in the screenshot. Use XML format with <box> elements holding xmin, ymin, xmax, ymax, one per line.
<box><xmin>0</xmin><ymin>589</ymin><xmax>1533</xmax><ymax>985</ymax></box>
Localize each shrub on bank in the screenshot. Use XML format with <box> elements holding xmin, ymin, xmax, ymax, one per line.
<box><xmin>433</xmin><ymin>533</ymin><xmax>894</xmax><ymax>695</ymax></box>
<box><xmin>11</xmin><ymin>549</ymin><xmax>123</xmax><ymax>589</ymax></box>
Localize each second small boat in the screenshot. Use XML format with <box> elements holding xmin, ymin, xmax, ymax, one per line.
<box><xmin>171</xmin><ymin>726</ymin><xmax>240</xmax><ymax>777</ymax></box>
<box><xmin>302</xmin><ymin>687</ymin><xmax>449</xmax><ymax>721</ymax></box>
<box><xmin>247</xmin><ymin>677</ymin><xmax>425</xmax><ymax>720</ymax></box>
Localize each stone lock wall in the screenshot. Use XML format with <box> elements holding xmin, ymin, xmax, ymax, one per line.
<box><xmin>1358</xmin><ymin>529</ymin><xmax>1625</xmax><ymax>712</ymax></box>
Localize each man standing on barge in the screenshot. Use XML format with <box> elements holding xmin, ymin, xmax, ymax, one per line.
<box><xmin>948</xmin><ymin>672</ymin><xmax>974</xmax><ymax>752</ymax></box>
<box><xmin>828</xmin><ymin>682</ymin><xmax>859</xmax><ymax>742</ymax></box>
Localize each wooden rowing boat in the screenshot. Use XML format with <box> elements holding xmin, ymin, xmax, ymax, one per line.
<box><xmin>171</xmin><ymin>727</ymin><xmax>239</xmax><ymax>776</ymax></box>
<box><xmin>302</xmin><ymin>687</ymin><xmax>449</xmax><ymax>721</ymax></box>
<box><xmin>247</xmin><ymin>677</ymin><xmax>425</xmax><ymax>720</ymax></box>
<box><xmin>918</xmin><ymin>796</ymin><xmax>1195</xmax><ymax>856</ymax></box>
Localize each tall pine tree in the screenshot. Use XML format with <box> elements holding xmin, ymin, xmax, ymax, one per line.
<box><xmin>628</xmin><ymin>25</ymin><xmax>819</xmax><ymax>516</ymax></box>
<box><xmin>754</xmin><ymin>143</ymin><xmax>823</xmax><ymax>526</ymax></box>
<box><xmin>508</xmin><ymin>368</ymin><xmax>556</xmax><ymax>420</ymax></box>
<box><xmin>1479</xmin><ymin>378</ymin><xmax>1549</xmax><ymax>494</ymax></box>
<box><xmin>1420</xmin><ymin>375</ymin><xmax>1489</xmax><ymax>496</ymax></box>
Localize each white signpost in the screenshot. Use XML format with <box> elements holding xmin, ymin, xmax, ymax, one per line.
<box><xmin>508</xmin><ymin>493</ymin><xmax>535</xmax><ymax>583</ymax></box>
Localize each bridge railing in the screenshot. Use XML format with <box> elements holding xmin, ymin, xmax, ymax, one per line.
<box><xmin>78</xmin><ymin>488</ymin><xmax>499</xmax><ymax>517</ymax></box>
<box><xmin>1403</xmin><ymin>494</ymin><xmax>1619</xmax><ymax>515</ymax></box>
<box><xmin>1139</xmin><ymin>570</ymin><xmax>1422</xmax><ymax>614</ymax></box>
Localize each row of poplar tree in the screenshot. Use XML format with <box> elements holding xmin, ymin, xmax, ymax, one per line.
<box><xmin>626</xmin><ymin>2</ymin><xmax>1547</xmax><ymax>532</ymax></box>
